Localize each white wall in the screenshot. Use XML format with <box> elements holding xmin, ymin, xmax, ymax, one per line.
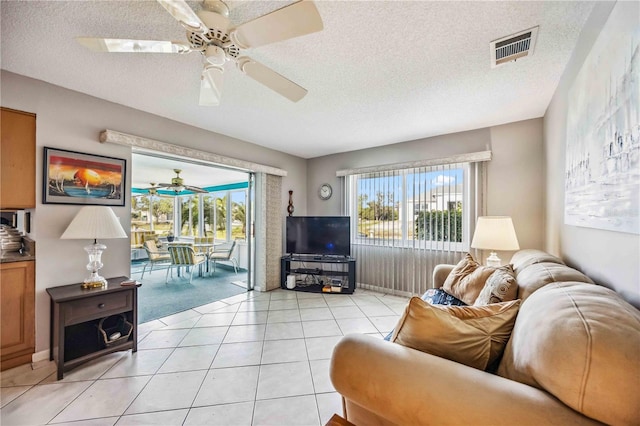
<box><xmin>307</xmin><ymin>126</ymin><xmax>492</xmax><ymax>214</ymax></box>
<box><xmin>307</xmin><ymin>119</ymin><xmax>545</xmax><ymax>258</ymax></box>
<box><xmin>488</xmin><ymin>119</ymin><xmax>544</xmax><ymax>252</ymax></box>
<box><xmin>543</xmin><ymin>2</ymin><xmax>639</xmax><ymax>307</ymax></box>
<box><xmin>1</xmin><ymin>71</ymin><xmax>307</xmax><ymax>352</ymax></box>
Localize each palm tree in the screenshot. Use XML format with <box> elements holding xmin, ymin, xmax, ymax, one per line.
<box><xmin>233</xmin><ymin>202</ymin><xmax>246</xmax><ymax>234</ymax></box>
<box><xmin>215</xmin><ymin>196</ymin><xmax>227</xmax><ymax>231</ymax></box>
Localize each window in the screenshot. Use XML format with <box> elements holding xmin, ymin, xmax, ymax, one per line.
<box><xmin>131</xmin><ymin>194</ymin><xmax>173</xmax><ymax>235</ymax></box>
<box><xmin>152</xmin><ymin>196</ymin><xmax>174</xmax><ymax>235</ymax></box>
<box><xmin>133</xmin><ymin>188</ymin><xmax>248</xmax><ymax>241</ymax></box>
<box><xmin>179</xmin><ymin>195</ymin><xmax>198</xmax><ymax>237</ymax></box>
<box><xmin>231</xmin><ymin>190</ymin><xmax>247</xmax><ymax>240</ymax></box>
<box><xmin>350</xmin><ymin>163</ymin><xmax>468</xmax><ymax>250</ymax></box>
<box><xmin>203</xmin><ymin>192</ymin><xmax>226</xmax><ymax>239</ymax></box>
<box><xmin>131</xmin><ymin>195</ymin><xmax>150</xmax><ymax>231</ymax></box>
<box><xmin>342</xmin><ymin>153</ymin><xmax>489</xmax><ymax>295</ymax></box>
<box><xmin>202</xmin><ymin>189</ymin><xmax>248</xmax><ymax>241</ymax></box>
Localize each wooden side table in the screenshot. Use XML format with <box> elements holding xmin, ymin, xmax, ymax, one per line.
<box><xmin>47</xmin><ymin>276</ymin><xmax>137</xmax><ymax>380</ymax></box>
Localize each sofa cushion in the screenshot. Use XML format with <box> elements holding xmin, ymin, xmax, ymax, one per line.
<box><xmin>510</xmin><ymin>249</ymin><xmax>565</xmax><ymax>275</ymax></box>
<box><xmin>515</xmin><ymin>262</ymin><xmax>594</xmax><ymax>301</ymax></box>
<box><xmin>497</xmin><ymin>282</ymin><xmax>640</xmax><ymax>425</ymax></box>
<box><xmin>442</xmin><ymin>253</ymin><xmax>496</xmax><ymax>305</ymax></box>
<box><xmin>391</xmin><ymin>297</ymin><xmax>520</xmax><ymax>371</ymax></box>
<box><xmin>474</xmin><ymin>264</ymin><xmax>517</xmax><ymax>306</ymax></box>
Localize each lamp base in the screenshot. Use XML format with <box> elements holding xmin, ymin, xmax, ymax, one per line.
<box><xmin>81</xmin><ymin>280</ymin><xmax>107</xmax><ymax>289</ymax></box>
<box><xmin>81</xmin><ymin>242</ymin><xmax>108</xmax><ymax>289</ymax></box>
<box><xmin>81</xmin><ymin>273</ymin><xmax>108</xmax><ymax>289</ymax></box>
<box><xmin>486</xmin><ymin>252</ymin><xmax>502</xmax><ymax>267</ymax></box>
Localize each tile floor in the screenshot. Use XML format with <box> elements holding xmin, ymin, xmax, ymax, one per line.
<box><xmin>1</xmin><ymin>288</ymin><xmax>409</xmax><ymax>426</ymax></box>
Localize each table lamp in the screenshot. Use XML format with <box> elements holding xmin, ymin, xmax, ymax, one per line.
<box><xmin>61</xmin><ymin>206</ymin><xmax>127</xmax><ymax>288</ymax></box>
<box><xmin>471</xmin><ymin>216</ymin><xmax>519</xmax><ymax>267</ymax></box>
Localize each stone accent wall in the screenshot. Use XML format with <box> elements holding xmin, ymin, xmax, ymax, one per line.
<box><xmin>264</xmin><ymin>174</ymin><xmax>283</xmax><ymax>291</ymax></box>
<box><xmin>253</xmin><ymin>173</ymin><xmax>283</xmax><ymax>292</ymax></box>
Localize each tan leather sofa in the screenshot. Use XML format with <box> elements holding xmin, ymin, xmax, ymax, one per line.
<box><xmin>330</xmin><ymin>249</ymin><xmax>640</xmax><ymax>425</ymax></box>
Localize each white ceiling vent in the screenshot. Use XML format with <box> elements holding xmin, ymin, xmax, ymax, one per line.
<box><xmin>490</xmin><ymin>26</ymin><xmax>538</xmax><ymax>68</ymax></box>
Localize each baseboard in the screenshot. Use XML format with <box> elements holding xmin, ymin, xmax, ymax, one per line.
<box><xmin>356</xmin><ymin>282</ymin><xmax>413</xmax><ymax>298</ymax></box>
<box><xmin>32</xmin><ymin>349</ymin><xmax>50</xmax><ymax>364</ymax></box>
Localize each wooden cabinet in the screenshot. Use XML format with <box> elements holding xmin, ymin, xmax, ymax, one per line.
<box><xmin>47</xmin><ymin>277</ymin><xmax>138</xmax><ymax>380</ymax></box>
<box><xmin>0</xmin><ymin>261</ymin><xmax>36</xmax><ymax>371</ymax></box>
<box><xmin>1</xmin><ymin>107</ymin><xmax>36</xmax><ymax>209</ymax></box>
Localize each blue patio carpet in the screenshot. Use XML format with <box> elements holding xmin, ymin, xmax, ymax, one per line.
<box><xmin>131</xmin><ymin>261</ymin><xmax>248</xmax><ymax>323</ymax></box>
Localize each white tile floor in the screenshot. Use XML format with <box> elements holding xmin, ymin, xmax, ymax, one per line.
<box><xmin>1</xmin><ymin>288</ymin><xmax>409</xmax><ymax>426</ymax></box>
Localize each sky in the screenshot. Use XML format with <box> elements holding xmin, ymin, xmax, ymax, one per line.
<box><xmin>357</xmin><ymin>168</ymin><xmax>464</xmax><ymax>204</ymax></box>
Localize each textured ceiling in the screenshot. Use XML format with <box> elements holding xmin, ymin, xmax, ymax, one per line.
<box><xmin>1</xmin><ymin>1</ymin><xmax>594</xmax><ymax>158</ymax></box>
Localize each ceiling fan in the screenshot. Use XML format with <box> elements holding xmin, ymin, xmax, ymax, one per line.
<box><xmin>148</xmin><ymin>169</ymin><xmax>209</xmax><ymax>194</ymax></box>
<box><xmin>76</xmin><ymin>0</ymin><xmax>323</xmax><ymax>105</ymax></box>
<box><xmin>147</xmin><ymin>183</ymin><xmax>159</xmax><ymax>196</ymax></box>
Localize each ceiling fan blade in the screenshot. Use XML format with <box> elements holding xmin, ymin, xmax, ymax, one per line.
<box><xmin>237</xmin><ymin>57</ymin><xmax>307</xmax><ymax>102</ymax></box>
<box><xmin>156</xmin><ymin>0</ymin><xmax>208</xmax><ymax>34</ymax></box>
<box><xmin>157</xmin><ymin>183</ymin><xmax>172</xmax><ymax>188</ymax></box>
<box><xmin>76</xmin><ymin>37</ymin><xmax>190</xmax><ymax>53</ymax></box>
<box><xmin>230</xmin><ymin>0</ymin><xmax>323</xmax><ymax>49</ymax></box>
<box><xmin>199</xmin><ymin>65</ymin><xmax>224</xmax><ymax>106</ymax></box>
<box><xmin>185</xmin><ymin>185</ymin><xmax>209</xmax><ymax>193</ymax></box>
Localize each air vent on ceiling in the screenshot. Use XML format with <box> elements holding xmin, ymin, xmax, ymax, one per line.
<box><xmin>490</xmin><ymin>26</ymin><xmax>538</xmax><ymax>68</ymax></box>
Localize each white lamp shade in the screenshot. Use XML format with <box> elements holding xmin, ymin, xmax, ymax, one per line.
<box><xmin>61</xmin><ymin>206</ymin><xmax>127</xmax><ymax>240</ymax></box>
<box><xmin>471</xmin><ymin>216</ymin><xmax>520</xmax><ymax>251</ymax></box>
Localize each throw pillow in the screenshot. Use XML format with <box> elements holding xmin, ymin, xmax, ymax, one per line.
<box><xmin>384</xmin><ymin>289</ymin><xmax>468</xmax><ymax>341</ymax></box>
<box><xmin>390</xmin><ymin>297</ymin><xmax>521</xmax><ymax>370</ymax></box>
<box><xmin>474</xmin><ymin>264</ymin><xmax>518</xmax><ymax>306</ymax></box>
<box><xmin>442</xmin><ymin>253</ymin><xmax>496</xmax><ymax>305</ymax></box>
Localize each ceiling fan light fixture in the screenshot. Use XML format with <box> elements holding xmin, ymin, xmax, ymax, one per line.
<box><xmin>172</xmin><ymin>185</ymin><xmax>185</xmax><ymax>194</ymax></box>
<box><xmin>205</xmin><ymin>46</ymin><xmax>226</xmax><ymax>66</ymax></box>
<box><xmin>201</xmin><ymin>65</ymin><xmax>224</xmax><ymax>105</ymax></box>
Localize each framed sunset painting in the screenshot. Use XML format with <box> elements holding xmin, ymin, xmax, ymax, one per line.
<box><xmin>43</xmin><ymin>147</ymin><xmax>126</xmax><ymax>206</ymax></box>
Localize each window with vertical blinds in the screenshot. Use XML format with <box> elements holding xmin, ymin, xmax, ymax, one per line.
<box><xmin>340</xmin><ymin>153</ymin><xmax>489</xmax><ymax>296</ymax></box>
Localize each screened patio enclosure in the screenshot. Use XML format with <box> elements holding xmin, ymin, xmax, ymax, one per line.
<box><xmin>130</xmin><ymin>152</ymin><xmax>254</xmax><ymax>295</ymax></box>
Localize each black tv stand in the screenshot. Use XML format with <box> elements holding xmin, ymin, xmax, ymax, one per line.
<box><xmin>281</xmin><ymin>255</ymin><xmax>356</xmax><ymax>294</ymax></box>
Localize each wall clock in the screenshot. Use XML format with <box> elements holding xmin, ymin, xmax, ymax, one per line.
<box><xmin>319</xmin><ymin>183</ymin><xmax>332</xmax><ymax>200</ymax></box>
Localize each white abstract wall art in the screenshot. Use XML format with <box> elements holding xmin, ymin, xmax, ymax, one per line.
<box><xmin>565</xmin><ymin>1</ymin><xmax>640</xmax><ymax>234</ymax></box>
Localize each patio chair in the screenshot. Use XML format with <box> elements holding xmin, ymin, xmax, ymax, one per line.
<box><xmin>209</xmin><ymin>240</ymin><xmax>239</xmax><ymax>274</ymax></box>
<box><xmin>141</xmin><ymin>240</ymin><xmax>171</xmax><ymax>278</ymax></box>
<box><xmin>166</xmin><ymin>243</ymin><xmax>206</xmax><ymax>284</ymax></box>
<box><xmin>131</xmin><ymin>230</ymin><xmax>157</xmax><ymax>249</ymax></box>
<box><xmin>193</xmin><ymin>236</ymin><xmax>214</xmax><ymax>255</ymax></box>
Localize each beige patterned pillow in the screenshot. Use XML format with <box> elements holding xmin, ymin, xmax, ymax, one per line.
<box><xmin>442</xmin><ymin>253</ymin><xmax>496</xmax><ymax>305</ymax></box>
<box><xmin>391</xmin><ymin>297</ymin><xmax>521</xmax><ymax>370</ymax></box>
<box><xmin>474</xmin><ymin>264</ymin><xmax>518</xmax><ymax>306</ymax></box>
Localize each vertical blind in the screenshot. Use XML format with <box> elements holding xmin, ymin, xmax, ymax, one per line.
<box><xmin>342</xmin><ymin>156</ymin><xmax>488</xmax><ymax>296</ymax></box>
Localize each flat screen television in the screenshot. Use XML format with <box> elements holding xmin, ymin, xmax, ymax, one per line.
<box><xmin>286</xmin><ymin>216</ymin><xmax>351</xmax><ymax>257</ymax></box>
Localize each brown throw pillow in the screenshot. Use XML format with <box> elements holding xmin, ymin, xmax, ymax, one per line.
<box><xmin>442</xmin><ymin>253</ymin><xmax>496</xmax><ymax>305</ymax></box>
<box><xmin>474</xmin><ymin>264</ymin><xmax>518</xmax><ymax>306</ymax></box>
<box><xmin>391</xmin><ymin>297</ymin><xmax>521</xmax><ymax>371</ymax></box>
